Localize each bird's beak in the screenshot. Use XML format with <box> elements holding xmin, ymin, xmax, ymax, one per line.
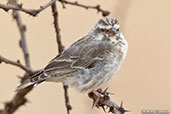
<box><xmin>108</xmin><ymin>28</ymin><xmax>117</xmax><ymax>36</ymax></box>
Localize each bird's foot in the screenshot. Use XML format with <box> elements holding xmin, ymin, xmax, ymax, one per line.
<box><xmin>88</xmin><ymin>88</ymin><xmax>111</xmax><ymax>112</ymax></box>
<box><xmin>88</xmin><ymin>88</ymin><xmax>129</xmax><ymax>113</ymax></box>
<box><xmin>90</xmin><ymin>89</ymin><xmax>101</xmax><ymax>109</ymax></box>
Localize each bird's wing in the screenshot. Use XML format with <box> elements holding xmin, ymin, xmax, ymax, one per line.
<box><xmin>44</xmin><ymin>35</ymin><xmax>113</xmax><ymax>76</ymax></box>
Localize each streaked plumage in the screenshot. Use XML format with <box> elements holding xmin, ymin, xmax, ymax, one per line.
<box><xmin>16</xmin><ymin>18</ymin><xmax>128</xmax><ymax>93</ymax></box>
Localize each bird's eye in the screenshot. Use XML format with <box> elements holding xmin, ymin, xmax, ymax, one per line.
<box><xmin>101</xmin><ymin>28</ymin><xmax>105</xmax><ymax>32</ymax></box>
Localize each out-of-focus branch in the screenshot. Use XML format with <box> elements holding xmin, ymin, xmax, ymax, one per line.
<box><xmin>88</xmin><ymin>89</ymin><xmax>129</xmax><ymax>114</ymax></box>
<box><xmin>59</xmin><ymin>0</ymin><xmax>110</xmax><ymax>17</ymax></box>
<box><xmin>0</xmin><ymin>54</ymin><xmax>40</xmax><ymax>114</ymax></box>
<box><xmin>12</xmin><ymin>10</ymin><xmax>30</xmax><ymax>67</ymax></box>
<box><xmin>0</xmin><ymin>55</ymin><xmax>32</xmax><ymax>74</ymax></box>
<box><xmin>0</xmin><ymin>85</ymin><xmax>33</xmax><ymax>114</ymax></box>
<box><xmin>0</xmin><ymin>1</ymin><xmax>34</xmax><ymax>114</ymax></box>
<box><xmin>0</xmin><ymin>0</ymin><xmax>56</xmax><ymax>16</ymax></box>
<box><xmin>0</xmin><ymin>71</ymin><xmax>40</xmax><ymax>114</ymax></box>
<box><xmin>51</xmin><ymin>2</ymin><xmax>71</xmax><ymax>114</ymax></box>
<box><xmin>0</xmin><ymin>56</ymin><xmax>40</xmax><ymax>114</ymax></box>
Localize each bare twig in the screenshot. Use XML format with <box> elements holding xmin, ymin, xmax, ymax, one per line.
<box><xmin>59</xmin><ymin>0</ymin><xmax>110</xmax><ymax>16</ymax></box>
<box><xmin>0</xmin><ymin>87</ymin><xmax>32</xmax><ymax>114</ymax></box>
<box><xmin>12</xmin><ymin>10</ymin><xmax>31</xmax><ymax>67</ymax></box>
<box><xmin>0</xmin><ymin>9</ymin><xmax>35</xmax><ymax>114</ymax></box>
<box><xmin>51</xmin><ymin>2</ymin><xmax>64</xmax><ymax>53</ymax></box>
<box><xmin>63</xmin><ymin>85</ymin><xmax>72</xmax><ymax>114</ymax></box>
<box><xmin>0</xmin><ymin>72</ymin><xmax>36</xmax><ymax>114</ymax></box>
<box><xmin>0</xmin><ymin>1</ymin><xmax>35</xmax><ymax>114</ymax></box>
<box><xmin>0</xmin><ymin>55</ymin><xmax>32</xmax><ymax>74</ymax></box>
<box><xmin>88</xmin><ymin>89</ymin><xmax>129</xmax><ymax>114</ymax></box>
<box><xmin>51</xmin><ymin>2</ymin><xmax>71</xmax><ymax>114</ymax></box>
<box><xmin>0</xmin><ymin>0</ymin><xmax>56</xmax><ymax>16</ymax></box>
<box><xmin>0</xmin><ymin>55</ymin><xmax>40</xmax><ymax>114</ymax></box>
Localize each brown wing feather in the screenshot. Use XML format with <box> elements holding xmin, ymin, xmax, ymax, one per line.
<box><xmin>44</xmin><ymin>35</ymin><xmax>113</xmax><ymax>76</ymax></box>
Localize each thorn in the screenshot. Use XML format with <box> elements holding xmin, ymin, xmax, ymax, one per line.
<box><xmin>17</xmin><ymin>75</ymin><xmax>22</xmax><ymax>79</ymax></box>
<box><xmin>91</xmin><ymin>99</ymin><xmax>95</xmax><ymax>109</ymax></box>
<box><xmin>26</xmin><ymin>99</ymin><xmax>31</xmax><ymax>104</ymax></box>
<box><xmin>118</xmin><ymin>101</ymin><xmax>130</xmax><ymax>113</ymax></box>
<box><xmin>103</xmin><ymin>87</ymin><xmax>109</xmax><ymax>93</ymax></box>
<box><xmin>124</xmin><ymin>110</ymin><xmax>131</xmax><ymax>113</ymax></box>
<box><xmin>102</xmin><ymin>11</ymin><xmax>110</xmax><ymax>17</ymax></box>
<box><xmin>120</xmin><ymin>101</ymin><xmax>123</xmax><ymax>108</ymax></box>
<box><xmin>17</xmin><ymin>60</ymin><xmax>20</xmax><ymax>63</ymax></box>
<box><xmin>19</xmin><ymin>40</ymin><xmax>22</xmax><ymax>48</ymax></box>
<box><xmin>60</xmin><ymin>0</ymin><xmax>66</xmax><ymax>9</ymax></box>
<box><xmin>75</xmin><ymin>1</ymin><xmax>78</xmax><ymax>5</ymax></box>
<box><xmin>91</xmin><ymin>97</ymin><xmax>99</xmax><ymax>109</ymax></box>
<box><xmin>102</xmin><ymin>87</ymin><xmax>111</xmax><ymax>99</ymax></box>
<box><xmin>18</xmin><ymin>3</ymin><xmax>23</xmax><ymax>8</ymax></box>
<box><xmin>91</xmin><ymin>90</ymin><xmax>101</xmax><ymax>109</ymax></box>
<box><xmin>3</xmin><ymin>8</ymin><xmax>9</xmax><ymax>12</ymax></box>
<box><xmin>96</xmin><ymin>5</ymin><xmax>100</xmax><ymax>11</ymax></box>
<box><xmin>62</xmin><ymin>4</ymin><xmax>66</xmax><ymax>9</ymax></box>
<box><xmin>101</xmin><ymin>106</ymin><xmax>106</xmax><ymax>113</ymax></box>
<box><xmin>21</xmin><ymin>25</ymin><xmax>26</xmax><ymax>31</ymax></box>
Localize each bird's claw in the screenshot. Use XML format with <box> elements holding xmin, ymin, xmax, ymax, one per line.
<box><xmin>89</xmin><ymin>88</ymin><xmax>111</xmax><ymax>109</ymax></box>
<box><xmin>88</xmin><ymin>88</ymin><xmax>129</xmax><ymax>114</ymax></box>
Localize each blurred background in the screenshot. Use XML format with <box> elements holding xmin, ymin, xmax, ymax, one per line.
<box><xmin>0</xmin><ymin>0</ymin><xmax>171</xmax><ymax>114</ymax></box>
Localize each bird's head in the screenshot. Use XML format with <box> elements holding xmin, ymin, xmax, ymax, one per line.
<box><xmin>89</xmin><ymin>18</ymin><xmax>120</xmax><ymax>37</ymax></box>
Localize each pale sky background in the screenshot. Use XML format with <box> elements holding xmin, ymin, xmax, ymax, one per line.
<box><xmin>0</xmin><ymin>0</ymin><xmax>171</xmax><ymax>114</ymax></box>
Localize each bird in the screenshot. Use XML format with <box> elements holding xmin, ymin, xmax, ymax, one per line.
<box><xmin>16</xmin><ymin>18</ymin><xmax>128</xmax><ymax>93</ymax></box>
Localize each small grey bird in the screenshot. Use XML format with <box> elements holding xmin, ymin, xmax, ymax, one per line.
<box><xmin>16</xmin><ymin>18</ymin><xmax>128</xmax><ymax>93</ymax></box>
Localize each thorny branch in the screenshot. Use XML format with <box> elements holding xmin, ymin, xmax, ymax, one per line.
<box><xmin>12</xmin><ymin>10</ymin><xmax>31</xmax><ymax>68</ymax></box>
<box><xmin>51</xmin><ymin>2</ymin><xmax>71</xmax><ymax>114</ymax></box>
<box><xmin>59</xmin><ymin>0</ymin><xmax>110</xmax><ymax>16</ymax></box>
<box><xmin>0</xmin><ymin>0</ymin><xmax>56</xmax><ymax>16</ymax></box>
<box><xmin>0</xmin><ymin>84</ymin><xmax>33</xmax><ymax>114</ymax></box>
<box><xmin>0</xmin><ymin>57</ymin><xmax>36</xmax><ymax>114</ymax></box>
<box><xmin>0</xmin><ymin>0</ymin><xmax>110</xmax><ymax>17</ymax></box>
<box><xmin>88</xmin><ymin>89</ymin><xmax>129</xmax><ymax>114</ymax></box>
<box><xmin>0</xmin><ymin>1</ymin><xmax>35</xmax><ymax>114</ymax></box>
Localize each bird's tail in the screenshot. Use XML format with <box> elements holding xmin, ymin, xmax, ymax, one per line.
<box><xmin>15</xmin><ymin>71</ymin><xmax>46</xmax><ymax>92</ymax></box>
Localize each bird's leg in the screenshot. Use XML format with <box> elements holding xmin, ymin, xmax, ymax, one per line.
<box><xmin>88</xmin><ymin>88</ymin><xmax>111</xmax><ymax>112</ymax></box>
<box><xmin>92</xmin><ymin>90</ymin><xmax>101</xmax><ymax>108</ymax></box>
<box><xmin>88</xmin><ymin>89</ymin><xmax>103</xmax><ymax>108</ymax></box>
